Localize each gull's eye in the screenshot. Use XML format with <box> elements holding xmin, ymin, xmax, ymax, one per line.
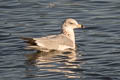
<box><xmin>69</xmin><ymin>22</ymin><xmax>73</xmax><ymax>24</ymax></box>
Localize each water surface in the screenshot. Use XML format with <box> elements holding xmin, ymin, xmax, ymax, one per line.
<box><xmin>0</xmin><ymin>0</ymin><xmax>120</xmax><ymax>80</ymax></box>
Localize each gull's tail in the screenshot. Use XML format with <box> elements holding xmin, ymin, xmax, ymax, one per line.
<box><xmin>21</xmin><ymin>37</ymin><xmax>37</xmax><ymax>45</ymax></box>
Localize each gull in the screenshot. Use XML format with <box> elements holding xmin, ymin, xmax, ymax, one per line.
<box><xmin>22</xmin><ymin>18</ymin><xmax>84</xmax><ymax>52</ymax></box>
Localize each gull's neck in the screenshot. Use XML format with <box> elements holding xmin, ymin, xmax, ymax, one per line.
<box><xmin>62</xmin><ymin>26</ymin><xmax>75</xmax><ymax>48</ymax></box>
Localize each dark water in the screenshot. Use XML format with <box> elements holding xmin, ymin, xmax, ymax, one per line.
<box><xmin>0</xmin><ymin>0</ymin><xmax>120</xmax><ymax>80</ymax></box>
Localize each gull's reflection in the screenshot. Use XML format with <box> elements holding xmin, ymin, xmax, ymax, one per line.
<box><xmin>25</xmin><ymin>50</ymin><xmax>83</xmax><ymax>79</ymax></box>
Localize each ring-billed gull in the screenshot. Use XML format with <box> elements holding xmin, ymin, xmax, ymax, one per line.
<box><xmin>22</xmin><ymin>18</ymin><xmax>85</xmax><ymax>52</ymax></box>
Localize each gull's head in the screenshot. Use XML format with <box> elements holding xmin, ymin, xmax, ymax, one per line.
<box><xmin>63</xmin><ymin>18</ymin><xmax>84</xmax><ymax>29</ymax></box>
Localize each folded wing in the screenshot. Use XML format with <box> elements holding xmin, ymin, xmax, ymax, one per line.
<box><xmin>22</xmin><ymin>34</ymin><xmax>74</xmax><ymax>51</ymax></box>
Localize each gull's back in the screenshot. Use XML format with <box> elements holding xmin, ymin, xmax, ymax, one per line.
<box><xmin>33</xmin><ymin>34</ymin><xmax>74</xmax><ymax>50</ymax></box>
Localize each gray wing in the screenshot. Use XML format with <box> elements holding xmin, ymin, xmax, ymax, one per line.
<box><xmin>33</xmin><ymin>34</ymin><xmax>74</xmax><ymax>50</ymax></box>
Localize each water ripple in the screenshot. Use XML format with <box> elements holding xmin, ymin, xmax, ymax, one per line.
<box><xmin>0</xmin><ymin>0</ymin><xmax>120</xmax><ymax>80</ymax></box>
